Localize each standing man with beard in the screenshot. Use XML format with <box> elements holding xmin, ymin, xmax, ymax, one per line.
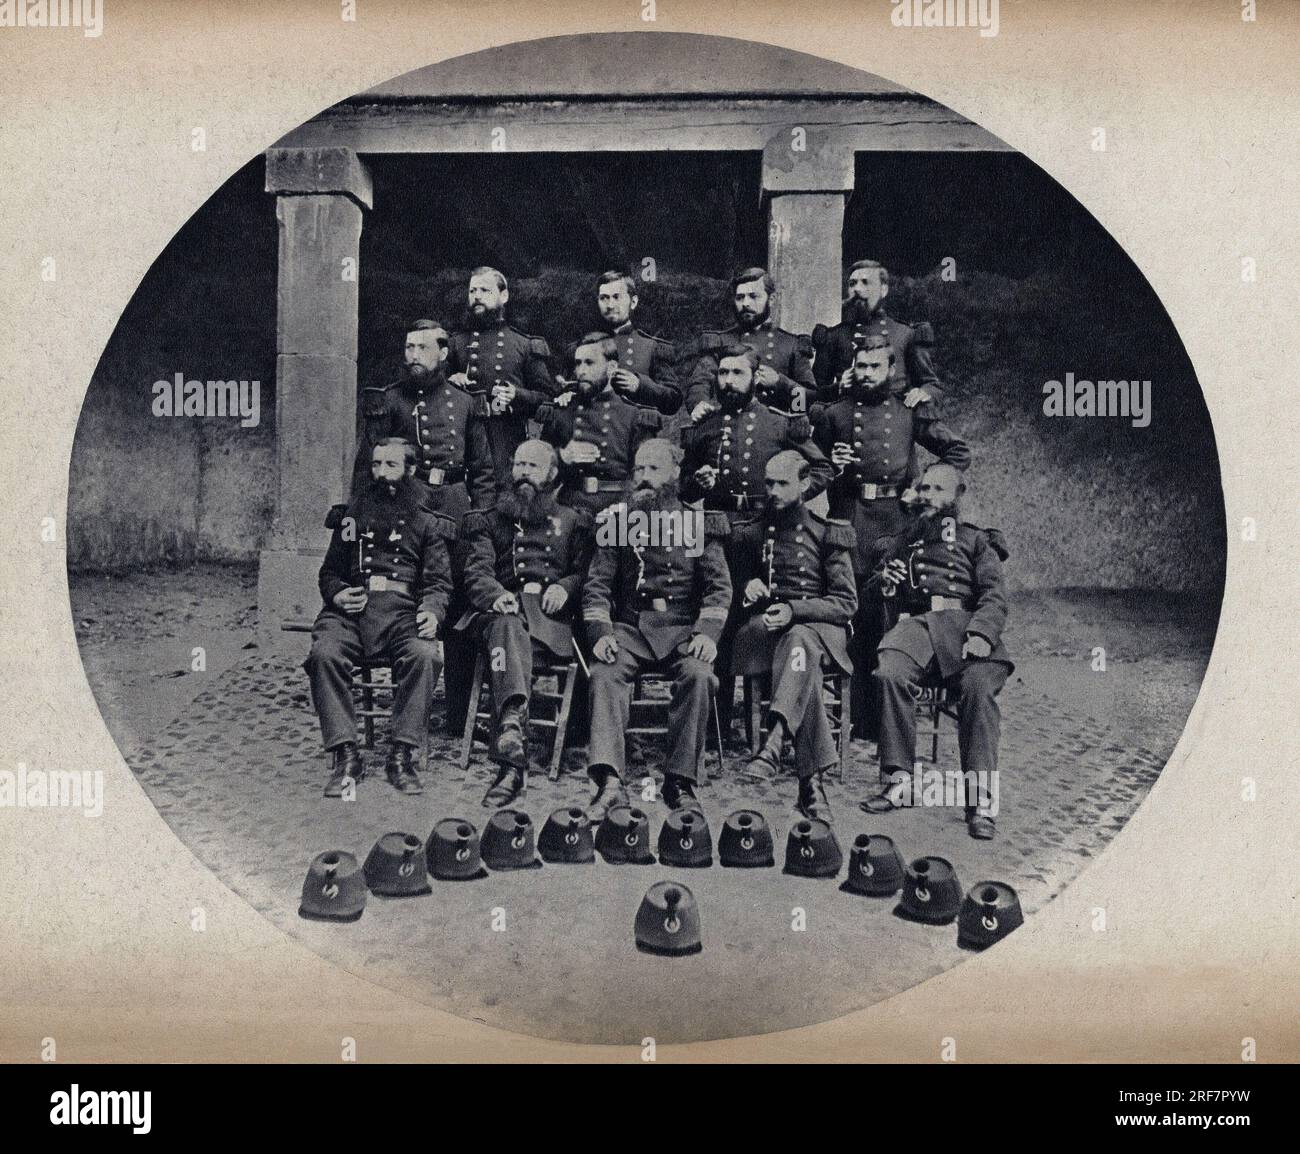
<box><xmin>811</xmin><ymin>259</ymin><xmax>943</xmax><ymax>408</ymax></box>
<box><xmin>732</xmin><ymin>451</ymin><xmax>857</xmax><ymax>822</ymax></box>
<box><xmin>537</xmin><ymin>332</ymin><xmax>665</xmax><ymax>516</ymax></box>
<box><xmin>860</xmin><ymin>463</ymin><xmax>1012</xmax><ymax>840</ymax></box>
<box><xmin>306</xmin><ymin>438</ymin><xmax>456</xmax><ymax>799</ymax></box>
<box><xmin>354</xmin><ymin>319</ymin><xmax>495</xmax><ymax>522</ymax></box>
<box><xmin>585</xmin><ymin>270</ymin><xmax>682</xmax><ymax>416</ymax></box>
<box><xmin>581</xmin><ymin>439</ymin><xmax>732</xmax><ymax>820</ymax></box>
<box><xmin>446</xmin><ymin>267</ymin><xmax>558</xmax><ymax>491</ymax></box>
<box><xmin>680</xmin><ymin>345</ymin><xmax>833</xmax><ymax>736</ymax></box>
<box><xmin>682</xmin><ymin>268</ymin><xmax>817</xmax><ymax>421</ymax></box>
<box><xmin>460</xmin><ymin>440</ymin><xmax>595</xmax><ymax>808</ymax></box>
<box><xmin>812</xmin><ymin>334</ymin><xmax>970</xmax><ymax>740</ymax></box>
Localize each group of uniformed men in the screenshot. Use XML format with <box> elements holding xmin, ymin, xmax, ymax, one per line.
<box><xmin>305</xmin><ymin>261</ymin><xmax>1012</xmax><ymax>840</ymax></box>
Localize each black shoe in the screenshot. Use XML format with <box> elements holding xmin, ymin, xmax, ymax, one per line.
<box><xmin>663</xmin><ymin>773</ymin><xmax>700</xmax><ymax>812</ymax></box>
<box><xmin>796</xmin><ymin>772</ymin><xmax>833</xmax><ymax>824</ymax></box>
<box><xmin>587</xmin><ymin>769</ymin><xmax>628</xmax><ymax>824</ymax></box>
<box><xmin>741</xmin><ymin>743</ymin><xmax>782</xmax><ymax>781</ymax></box>
<box><xmin>967</xmin><ymin>811</ymin><xmax>996</xmax><ymax>840</ymax></box>
<box><xmin>385</xmin><ymin>743</ymin><xmax>425</xmax><ymax>795</ymax></box>
<box><xmin>491</xmin><ymin>702</ymin><xmax>528</xmax><ymax>768</ymax></box>
<box><xmin>324</xmin><ymin>743</ymin><xmax>364</xmax><ymax>798</ymax></box>
<box><xmin>482</xmin><ymin>766</ymin><xmax>527</xmax><ymax>809</ymax></box>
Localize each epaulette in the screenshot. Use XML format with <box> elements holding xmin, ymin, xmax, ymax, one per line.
<box><xmin>704</xmin><ymin>510</ymin><xmax>730</xmax><ymax>539</ymax></box>
<box><xmin>460</xmin><ymin>507</ymin><xmax>496</xmax><ymax>536</ymax></box>
<box><xmin>912</xmin><ymin>320</ymin><xmax>935</xmax><ymax>347</ymax></box>
<box><xmin>699</xmin><ymin>330</ymin><xmax>726</xmax><ymax>351</ymax></box>
<box><xmin>641</xmin><ymin>329</ymin><xmax>676</xmax><ymax>352</ymax></box>
<box><xmin>795</xmin><ymin>332</ymin><xmax>814</xmax><ymax>357</ymax></box>
<box><xmin>811</xmin><ymin>322</ymin><xmax>829</xmax><ymax>346</ymax></box>
<box><xmin>428</xmin><ymin>510</ymin><xmax>459</xmax><ymax>540</ymax></box>
<box><xmin>526</xmin><ymin>334</ymin><xmax>552</xmax><ymax>359</ymax></box>
<box><xmin>967</xmin><ymin>524</ymin><xmax>1009</xmax><ymax>561</ymax></box>
<box><xmin>324</xmin><ymin>503</ymin><xmax>349</xmax><ymax>531</ymax></box>
<box><xmin>785</xmin><ymin>413</ymin><xmax>812</xmax><ymax>442</ymax></box>
<box><xmin>570</xmin><ymin>505</ymin><xmax>596</xmax><ymax>533</ymax></box>
<box><xmin>810</xmin><ymin>510</ymin><xmax>856</xmax><ymax>551</ymax></box>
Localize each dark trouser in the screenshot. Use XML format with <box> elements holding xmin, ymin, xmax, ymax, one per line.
<box><xmin>305</xmin><ymin>594</ymin><xmax>443</xmax><ymax>750</ymax></box>
<box><xmin>441</xmin><ymin>532</ymin><xmax>474</xmax><ymax>734</ymax></box>
<box><xmin>874</xmin><ymin>650</ymin><xmax>1009</xmax><ymax>808</ymax></box>
<box><xmin>586</xmin><ymin>624</ymin><xmax>716</xmax><ymax>783</ymax></box>
<box><xmin>480</xmin><ymin>612</ymin><xmax>533</xmax><ymax>721</ymax></box>
<box><xmin>766</xmin><ymin>625</ymin><xmax>838</xmax><ymax>778</ymax></box>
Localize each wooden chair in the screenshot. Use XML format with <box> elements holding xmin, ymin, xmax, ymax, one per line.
<box><xmin>741</xmin><ymin>671</ymin><xmax>852</xmax><ymax>780</ymax></box>
<box><xmin>913</xmin><ymin>684</ymin><xmax>958</xmax><ymax>764</ymax></box>
<box><xmin>626</xmin><ymin>671</ymin><xmax>725</xmax><ymax>784</ymax></box>
<box><xmin>459</xmin><ymin>645</ymin><xmax>582</xmax><ymax>781</ymax></box>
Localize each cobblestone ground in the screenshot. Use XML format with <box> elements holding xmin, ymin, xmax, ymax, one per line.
<box><xmin>73</xmin><ymin>569</ymin><xmax>1213</xmax><ymax>1045</ymax></box>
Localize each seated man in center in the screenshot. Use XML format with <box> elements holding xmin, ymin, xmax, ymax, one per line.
<box><xmin>731</xmin><ymin>451</ymin><xmax>857</xmax><ymax>823</ymax></box>
<box><xmin>581</xmin><ymin>438</ymin><xmax>733</xmax><ymax>820</ymax></box>
<box><xmin>459</xmin><ymin>439</ymin><xmax>595</xmax><ymax>808</ymax></box>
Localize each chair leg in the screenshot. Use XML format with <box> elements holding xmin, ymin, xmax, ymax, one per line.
<box><xmin>838</xmin><ymin>675</ymin><xmax>852</xmax><ymax>780</ymax></box>
<box><xmin>549</xmin><ymin>661</ymin><xmax>578</xmax><ymax>782</ymax></box>
<box><xmin>361</xmin><ymin>672</ymin><xmax>376</xmax><ymax>749</ymax></box>
<box><xmin>708</xmin><ymin>698</ymin><xmax>724</xmax><ymax>782</ymax></box>
<box><xmin>748</xmin><ymin>677</ymin><xmax>764</xmax><ymax>756</ymax></box>
<box><xmin>459</xmin><ymin>649</ymin><xmax>485</xmax><ymax>772</ymax></box>
<box><xmin>930</xmin><ymin>704</ymin><xmax>941</xmax><ymax>763</ymax></box>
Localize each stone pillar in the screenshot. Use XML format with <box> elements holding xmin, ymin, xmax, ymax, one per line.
<box><xmin>761</xmin><ymin>129</ymin><xmax>855</xmax><ymax>335</ymax></box>
<box><xmin>258</xmin><ymin>147</ymin><xmax>372</xmax><ymax>651</ymax></box>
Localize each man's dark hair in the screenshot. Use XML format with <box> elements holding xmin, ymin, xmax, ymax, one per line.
<box><xmin>374</xmin><ymin>436</ymin><xmax>417</xmax><ymax>468</ymax></box>
<box><xmin>469</xmin><ymin>266</ymin><xmax>508</xmax><ymax>292</ymax></box>
<box><xmin>597</xmin><ymin>270</ymin><xmax>638</xmax><ymax>297</ymax></box>
<box><xmin>848</xmin><ymin>258</ymin><xmax>889</xmax><ymax>287</ymax></box>
<box><xmin>718</xmin><ymin>344</ymin><xmax>761</xmax><ymax>374</ymax></box>
<box><xmin>730</xmin><ymin>267</ymin><xmax>776</xmax><ymax>295</ymax></box>
<box><xmin>407</xmin><ymin>319</ymin><xmax>449</xmax><ymax>345</ymax></box>
<box><xmin>575</xmin><ymin>332</ymin><xmax>618</xmax><ymax>361</ymax></box>
<box><xmin>853</xmin><ymin>333</ymin><xmax>896</xmax><ymax>361</ymax></box>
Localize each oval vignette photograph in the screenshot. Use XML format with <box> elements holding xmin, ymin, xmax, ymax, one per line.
<box><xmin>67</xmin><ymin>33</ymin><xmax>1225</xmax><ymax>1045</ymax></box>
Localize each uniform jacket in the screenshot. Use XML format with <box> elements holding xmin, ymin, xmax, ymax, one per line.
<box><xmin>679</xmin><ymin>399</ymin><xmax>833</xmax><ymax>514</ymax></box>
<box><xmin>317</xmin><ymin>495</ymin><xmax>457</xmax><ymax>624</ymax></box>
<box><xmin>730</xmin><ymin>505</ymin><xmax>858</xmax><ymax>674</ymax></box>
<box><xmin>582</xmin><ymin>504</ymin><xmax>733</xmax><ymax>660</ymax></box>
<box><xmin>873</xmin><ymin>514</ymin><xmax>1012</xmax><ymax>678</ymax></box>
<box><xmin>536</xmin><ymin>385</ymin><xmax>665</xmax><ymax>494</ymax></box>
<box><xmin>568</xmin><ymin>323</ymin><xmax>681</xmax><ymax>415</ymax></box>
<box><xmin>811</xmin><ymin>307</ymin><xmax>943</xmax><ymax>405</ymax></box>
<box><xmin>682</xmin><ymin>321</ymin><xmax>817</xmax><ymax>414</ymax></box>
<box><xmin>446</xmin><ymin>321</ymin><xmax>558</xmax><ymax>484</ymax></box>
<box><xmin>460</xmin><ymin>498</ymin><xmax>595</xmax><ymax>612</ymax></box>
<box><xmin>354</xmin><ymin>373</ymin><xmax>494</xmax><ymax>514</ymax></box>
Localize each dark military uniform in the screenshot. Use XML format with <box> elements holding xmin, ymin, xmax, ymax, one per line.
<box><xmin>536</xmin><ymin>385</ymin><xmax>665</xmax><ymax>516</ymax></box>
<box><xmin>731</xmin><ymin>505</ymin><xmax>858</xmax><ymax>776</ymax></box>
<box><xmin>682</xmin><ymin>321</ymin><xmax>817</xmax><ymax>415</ymax></box>
<box><xmin>598</xmin><ymin>322</ymin><xmax>682</xmax><ymax>415</ymax></box>
<box><xmin>581</xmin><ymin>504</ymin><xmax>732</xmax><ymax>783</ymax></box>
<box><xmin>813</xmin><ymin>388</ymin><xmax>970</xmax><ymax>739</ymax></box>
<box><xmin>812</xmin><ymin>307</ymin><xmax>943</xmax><ymax>405</ymax></box>
<box><xmin>680</xmin><ymin>400</ymin><xmax>833</xmax><ymax>518</ymax></box>
<box><xmin>873</xmin><ymin>515</ymin><xmax>1013</xmax><ymax>791</ymax></box>
<box><xmin>460</xmin><ymin>497</ymin><xmax>595</xmax><ymax>722</ymax></box>
<box><xmin>305</xmin><ymin>497</ymin><xmax>456</xmax><ymax>751</ymax></box>
<box><xmin>354</xmin><ymin>371</ymin><xmax>494</xmax><ymax>522</ymax></box>
<box><xmin>446</xmin><ymin>321</ymin><xmax>557</xmax><ymax>490</ymax></box>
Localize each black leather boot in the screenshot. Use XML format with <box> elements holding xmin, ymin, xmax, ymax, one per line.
<box><xmin>323</xmin><ymin>742</ymin><xmax>364</xmax><ymax>798</ymax></box>
<box><xmin>482</xmin><ymin>765</ymin><xmax>527</xmax><ymax>809</ymax></box>
<box><xmin>663</xmin><ymin>773</ymin><xmax>701</xmax><ymax>812</ymax></box>
<box><xmin>796</xmin><ymin>771</ymin><xmax>833</xmax><ymax>824</ymax></box>
<box><xmin>587</xmin><ymin>767</ymin><xmax>628</xmax><ymax>824</ymax></box>
<box><xmin>385</xmin><ymin>743</ymin><xmax>424</xmax><ymax>795</ymax></box>
<box><xmin>491</xmin><ymin>700</ymin><xmax>528</xmax><ymax>768</ymax></box>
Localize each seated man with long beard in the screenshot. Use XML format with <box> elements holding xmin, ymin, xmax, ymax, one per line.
<box><xmin>459</xmin><ymin>439</ymin><xmax>595</xmax><ymax>808</ymax></box>
<box><xmin>305</xmin><ymin>437</ymin><xmax>455</xmax><ymax>798</ymax></box>
<box><xmin>581</xmin><ymin>438</ymin><xmax>732</xmax><ymax>819</ymax></box>
<box><xmin>860</xmin><ymin>462</ymin><xmax>1013</xmax><ymax>840</ymax></box>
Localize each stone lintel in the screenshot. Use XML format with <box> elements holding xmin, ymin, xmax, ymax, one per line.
<box><xmin>265</xmin><ymin>147</ymin><xmax>374</xmax><ymax>210</ymax></box>
<box><xmin>761</xmin><ymin>127</ymin><xmax>856</xmax><ymax>195</ymax></box>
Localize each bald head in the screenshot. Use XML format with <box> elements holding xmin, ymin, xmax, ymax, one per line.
<box><xmin>632</xmin><ymin>438</ymin><xmax>682</xmax><ymax>494</ymax></box>
<box><xmin>916</xmin><ymin>463</ymin><xmax>966</xmax><ymax>515</ymax></box>
<box><xmin>764</xmin><ymin>449</ymin><xmax>811</xmax><ymax>511</ymax></box>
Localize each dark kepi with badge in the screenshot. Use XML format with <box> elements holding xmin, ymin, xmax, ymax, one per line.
<box><xmin>782</xmin><ymin>818</ymin><xmax>843</xmax><ymax>878</ymax></box>
<box><xmin>897</xmin><ymin>856</ymin><xmax>963</xmax><ymax>923</ymax></box>
<box><xmin>363</xmin><ymin>832</ymin><xmax>433</xmax><ymax>897</ymax></box>
<box><xmin>426</xmin><ymin>818</ymin><xmax>490</xmax><ymax>881</ymax></box>
<box><xmin>841</xmin><ymin>833</ymin><xmax>906</xmax><ymax>897</ymax></box>
<box><xmin>595</xmin><ymin>805</ymin><xmax>655</xmax><ymax>864</ymax></box>
<box><xmin>299</xmin><ymin>850</ymin><xmax>368</xmax><ymax>922</ymax></box>
<box><xmin>634</xmin><ymin>881</ymin><xmax>703</xmax><ymax>957</ymax></box>
<box><xmin>657</xmin><ymin>808</ymin><xmax>713</xmax><ymax>868</ymax></box>
<box><xmin>480</xmin><ymin>809</ymin><xmax>543</xmax><ymax>870</ymax></box>
<box><xmin>538</xmin><ymin>805</ymin><xmax>596</xmax><ymax>863</ymax></box>
<box><xmin>957</xmin><ymin>881</ymin><xmax>1024</xmax><ymax>949</ymax></box>
<box><xmin>718</xmin><ymin>809</ymin><xmax>775</xmax><ymax>868</ymax></box>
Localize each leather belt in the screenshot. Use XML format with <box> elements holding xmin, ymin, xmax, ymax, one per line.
<box><xmin>858</xmin><ymin>482</ymin><xmax>900</xmax><ymax>501</ymax></box>
<box><xmin>633</xmin><ymin>595</ymin><xmax>678</xmax><ymax>612</ymax></box>
<box><xmin>899</xmin><ymin>596</ymin><xmax>965</xmax><ymax>616</ymax></box>
<box><xmin>580</xmin><ymin>476</ymin><xmax>626</xmax><ymax>494</ymax></box>
<box><xmin>705</xmin><ymin>492</ymin><xmax>758</xmax><ymax>512</ymax></box>
<box><xmin>422</xmin><ymin>465</ymin><xmax>466</xmax><ymax>487</ymax></box>
<box><xmin>365</xmin><ymin>577</ymin><xmax>413</xmax><ymax>595</ymax></box>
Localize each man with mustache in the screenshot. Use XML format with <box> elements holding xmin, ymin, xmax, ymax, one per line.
<box><xmin>581</xmin><ymin>439</ymin><xmax>733</xmax><ymax>819</ymax></box>
<box><xmin>459</xmin><ymin>440</ymin><xmax>595</xmax><ymax>808</ymax></box>
<box><xmin>537</xmin><ymin>332</ymin><xmax>665</xmax><ymax>517</ymax></box>
<box><xmin>353</xmin><ymin>319</ymin><xmax>494</xmax><ymax>522</ymax></box>
<box><xmin>812</xmin><ymin>333</ymin><xmax>970</xmax><ymax>741</ymax></box>
<box><xmin>731</xmin><ymin>451</ymin><xmax>858</xmax><ymax>822</ymax></box>
<box><xmin>860</xmin><ymin>462</ymin><xmax>1013</xmax><ymax>840</ymax></box>
<box><xmin>681</xmin><ymin>267</ymin><xmax>817</xmax><ymax>420</ymax></box>
<box><xmin>446</xmin><ymin>267</ymin><xmax>558</xmax><ymax>491</ymax></box>
<box><xmin>580</xmin><ymin>270</ymin><xmax>682</xmax><ymax>416</ymax></box>
<box><xmin>811</xmin><ymin>259</ymin><xmax>944</xmax><ymax>407</ymax></box>
<box><xmin>306</xmin><ymin>438</ymin><xmax>456</xmax><ymax>799</ymax></box>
